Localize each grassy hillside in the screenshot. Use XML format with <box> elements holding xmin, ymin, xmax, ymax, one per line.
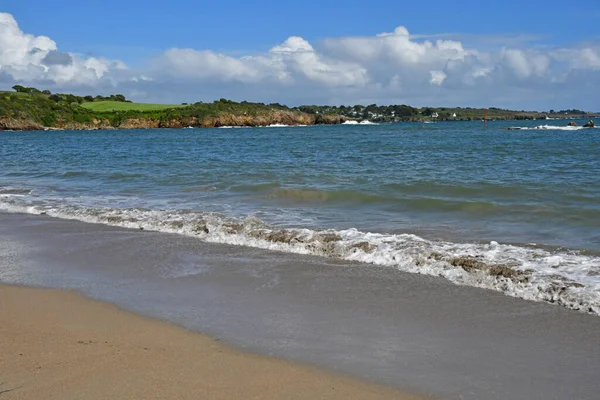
<box><xmin>0</xmin><ymin>90</ymin><xmax>95</xmax><ymax>127</ymax></box>
<box><xmin>0</xmin><ymin>91</ymin><xmax>327</xmax><ymax>129</ymax></box>
<box><xmin>1</xmin><ymin>86</ymin><xmax>597</xmax><ymax>130</ymax></box>
<box><xmin>81</xmin><ymin>101</ymin><xmax>186</xmax><ymax>112</ymax></box>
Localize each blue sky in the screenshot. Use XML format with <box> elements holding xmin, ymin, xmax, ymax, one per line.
<box><xmin>1</xmin><ymin>1</ymin><xmax>600</xmax><ymax>109</ymax></box>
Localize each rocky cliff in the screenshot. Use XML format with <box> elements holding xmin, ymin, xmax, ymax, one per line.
<box><xmin>0</xmin><ymin>117</ymin><xmax>45</xmax><ymax>131</ymax></box>
<box><xmin>1</xmin><ymin>110</ymin><xmax>346</xmax><ymax>131</ymax></box>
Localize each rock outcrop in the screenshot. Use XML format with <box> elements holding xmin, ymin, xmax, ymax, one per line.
<box><xmin>583</xmin><ymin>120</ymin><xmax>595</xmax><ymax>128</ymax></box>
<box><xmin>0</xmin><ymin>109</ymin><xmax>347</xmax><ymax>131</ymax></box>
<box><xmin>0</xmin><ymin>117</ymin><xmax>44</xmax><ymax>131</ymax></box>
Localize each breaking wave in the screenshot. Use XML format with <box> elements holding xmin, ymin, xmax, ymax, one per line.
<box><xmin>217</xmin><ymin>124</ymin><xmax>308</xmax><ymax>129</ymax></box>
<box><xmin>1</xmin><ymin>194</ymin><xmax>599</xmax><ymax>316</ymax></box>
<box><xmin>507</xmin><ymin>125</ymin><xmax>599</xmax><ymax>131</ymax></box>
<box><xmin>342</xmin><ymin>120</ymin><xmax>378</xmax><ymax>125</ymax></box>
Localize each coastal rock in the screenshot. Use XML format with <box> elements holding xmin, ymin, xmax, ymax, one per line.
<box><xmin>160</xmin><ymin>117</ymin><xmax>198</xmax><ymax>129</ymax></box>
<box><xmin>0</xmin><ymin>117</ymin><xmax>44</xmax><ymax>130</ymax></box>
<box><xmin>583</xmin><ymin>120</ymin><xmax>595</xmax><ymax>128</ymax></box>
<box><xmin>120</xmin><ymin>118</ymin><xmax>160</xmax><ymax>129</ymax></box>
<box><xmin>199</xmin><ymin>110</ymin><xmax>345</xmax><ymax>128</ymax></box>
<box><xmin>568</xmin><ymin>122</ymin><xmax>577</xmax><ymax>127</ymax></box>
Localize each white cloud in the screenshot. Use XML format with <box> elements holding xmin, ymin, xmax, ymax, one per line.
<box><xmin>154</xmin><ymin>36</ymin><xmax>368</xmax><ymax>88</ymax></box>
<box><xmin>0</xmin><ymin>12</ymin><xmax>127</xmax><ymax>87</ymax></box>
<box><xmin>430</xmin><ymin>70</ymin><xmax>447</xmax><ymax>86</ymax></box>
<box><xmin>268</xmin><ymin>36</ymin><xmax>369</xmax><ymax>87</ymax></box>
<box><xmin>2</xmin><ymin>11</ymin><xmax>600</xmax><ymax>110</ymax></box>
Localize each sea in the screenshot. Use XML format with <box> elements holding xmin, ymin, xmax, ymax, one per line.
<box><xmin>1</xmin><ymin>118</ymin><xmax>599</xmax><ymax>315</ymax></box>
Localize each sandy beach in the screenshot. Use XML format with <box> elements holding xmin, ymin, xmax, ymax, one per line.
<box><xmin>0</xmin><ymin>284</ymin><xmax>422</xmax><ymax>400</ymax></box>
<box><xmin>1</xmin><ymin>213</ymin><xmax>600</xmax><ymax>399</ymax></box>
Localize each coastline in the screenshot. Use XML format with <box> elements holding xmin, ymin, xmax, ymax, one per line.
<box><xmin>1</xmin><ymin>212</ymin><xmax>600</xmax><ymax>399</ymax></box>
<box><xmin>0</xmin><ymin>283</ymin><xmax>423</xmax><ymax>400</ymax></box>
<box><xmin>2</xmin><ymin>114</ymin><xmax>598</xmax><ymax>132</ymax></box>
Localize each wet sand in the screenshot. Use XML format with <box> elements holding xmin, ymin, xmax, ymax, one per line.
<box><xmin>1</xmin><ymin>212</ymin><xmax>600</xmax><ymax>399</ymax></box>
<box><xmin>0</xmin><ymin>284</ymin><xmax>421</xmax><ymax>400</ymax></box>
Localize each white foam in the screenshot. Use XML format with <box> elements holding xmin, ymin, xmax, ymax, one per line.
<box><xmin>509</xmin><ymin>124</ymin><xmax>598</xmax><ymax>131</ymax></box>
<box><xmin>343</xmin><ymin>120</ymin><xmax>378</xmax><ymax>125</ymax></box>
<box><xmin>218</xmin><ymin>124</ymin><xmax>307</xmax><ymax>129</ymax></box>
<box><xmin>1</xmin><ymin>195</ymin><xmax>599</xmax><ymax>316</ymax></box>
<box><xmin>266</xmin><ymin>124</ymin><xmax>290</xmax><ymax>128</ymax></box>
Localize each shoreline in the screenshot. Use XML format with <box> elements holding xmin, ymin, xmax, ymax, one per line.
<box><xmin>1</xmin><ymin>212</ymin><xmax>600</xmax><ymax>399</ymax></box>
<box><xmin>0</xmin><ymin>283</ymin><xmax>424</xmax><ymax>400</ymax></box>
<box><xmin>1</xmin><ymin>115</ymin><xmax>598</xmax><ymax>131</ymax></box>
<box><xmin>1</xmin><ymin>197</ymin><xmax>598</xmax><ymax>316</ymax></box>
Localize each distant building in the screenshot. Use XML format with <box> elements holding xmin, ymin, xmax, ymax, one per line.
<box><xmin>432</xmin><ymin>112</ymin><xmax>439</xmax><ymax>118</ymax></box>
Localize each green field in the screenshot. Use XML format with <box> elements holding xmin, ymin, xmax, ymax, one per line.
<box><xmin>80</xmin><ymin>101</ymin><xmax>186</xmax><ymax>112</ymax></box>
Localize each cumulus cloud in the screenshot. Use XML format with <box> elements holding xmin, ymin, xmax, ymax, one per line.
<box><xmin>153</xmin><ymin>35</ymin><xmax>368</xmax><ymax>88</ymax></box>
<box><xmin>41</xmin><ymin>50</ymin><xmax>73</xmax><ymax>66</ymax></box>
<box><xmin>149</xmin><ymin>24</ymin><xmax>600</xmax><ymax>109</ymax></box>
<box><xmin>2</xmin><ymin>11</ymin><xmax>600</xmax><ymax>109</ymax></box>
<box><xmin>0</xmin><ymin>12</ymin><xmax>127</xmax><ymax>88</ymax></box>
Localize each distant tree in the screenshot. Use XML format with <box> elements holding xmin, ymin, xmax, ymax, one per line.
<box><xmin>84</xmin><ymin>95</ymin><xmax>94</xmax><ymax>102</ymax></box>
<box><xmin>298</xmin><ymin>106</ymin><xmax>316</xmax><ymax>114</ymax></box>
<box><xmin>49</xmin><ymin>94</ymin><xmax>62</xmax><ymax>102</ymax></box>
<box><xmin>42</xmin><ymin>90</ymin><xmax>51</xmax><ymax>95</ymax></box>
<box><xmin>365</xmin><ymin>103</ymin><xmax>378</xmax><ymax>113</ymax></box>
<box><xmin>13</xmin><ymin>85</ymin><xmax>41</xmax><ymax>94</ymax></box>
<box><xmin>12</xmin><ymin>85</ymin><xmax>27</xmax><ymax>93</ymax></box>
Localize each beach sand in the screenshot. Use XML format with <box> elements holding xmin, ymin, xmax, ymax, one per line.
<box><xmin>2</xmin><ymin>213</ymin><xmax>600</xmax><ymax>399</ymax></box>
<box><xmin>0</xmin><ymin>284</ymin><xmax>423</xmax><ymax>400</ymax></box>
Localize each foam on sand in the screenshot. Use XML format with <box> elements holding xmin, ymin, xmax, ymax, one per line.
<box><xmin>1</xmin><ymin>193</ymin><xmax>599</xmax><ymax>316</ymax></box>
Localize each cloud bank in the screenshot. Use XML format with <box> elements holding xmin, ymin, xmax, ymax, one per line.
<box><xmin>1</xmin><ymin>12</ymin><xmax>599</xmax><ymax>110</ymax></box>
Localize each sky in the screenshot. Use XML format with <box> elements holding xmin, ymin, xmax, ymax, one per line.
<box><xmin>1</xmin><ymin>1</ymin><xmax>600</xmax><ymax>110</ymax></box>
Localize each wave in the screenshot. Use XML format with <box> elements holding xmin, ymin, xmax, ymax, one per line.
<box><xmin>266</xmin><ymin>124</ymin><xmax>290</xmax><ymax>128</ymax></box>
<box><xmin>107</xmin><ymin>172</ymin><xmax>146</xmax><ymax>180</ymax></box>
<box><xmin>0</xmin><ymin>187</ymin><xmax>33</xmax><ymax>195</ymax></box>
<box><xmin>1</xmin><ymin>194</ymin><xmax>599</xmax><ymax>316</ymax></box>
<box><xmin>233</xmin><ymin>184</ymin><xmax>597</xmax><ymax>217</ymax></box>
<box><xmin>267</xmin><ymin>187</ymin><xmax>384</xmax><ymax>204</ymax></box>
<box><xmin>342</xmin><ymin>120</ymin><xmax>378</xmax><ymax>125</ymax></box>
<box><xmin>507</xmin><ymin>125</ymin><xmax>599</xmax><ymax>131</ymax></box>
<box><xmin>62</xmin><ymin>171</ymin><xmax>89</xmax><ymax>177</ymax></box>
<box><xmin>181</xmin><ymin>186</ymin><xmax>219</xmax><ymax>193</ymax></box>
<box><xmin>217</xmin><ymin>124</ymin><xmax>307</xmax><ymax>129</ymax></box>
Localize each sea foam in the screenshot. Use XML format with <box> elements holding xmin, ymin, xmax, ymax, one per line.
<box><xmin>342</xmin><ymin>120</ymin><xmax>378</xmax><ymax>125</ymax></box>
<box><xmin>1</xmin><ymin>195</ymin><xmax>599</xmax><ymax>316</ymax></box>
<box><xmin>508</xmin><ymin>124</ymin><xmax>598</xmax><ymax>131</ymax></box>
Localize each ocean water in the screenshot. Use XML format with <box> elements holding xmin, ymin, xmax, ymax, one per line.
<box><xmin>1</xmin><ymin>119</ymin><xmax>599</xmax><ymax>314</ymax></box>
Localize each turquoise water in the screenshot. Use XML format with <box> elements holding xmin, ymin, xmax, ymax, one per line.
<box><xmin>1</xmin><ymin>119</ymin><xmax>600</xmax><ymax>313</ymax></box>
